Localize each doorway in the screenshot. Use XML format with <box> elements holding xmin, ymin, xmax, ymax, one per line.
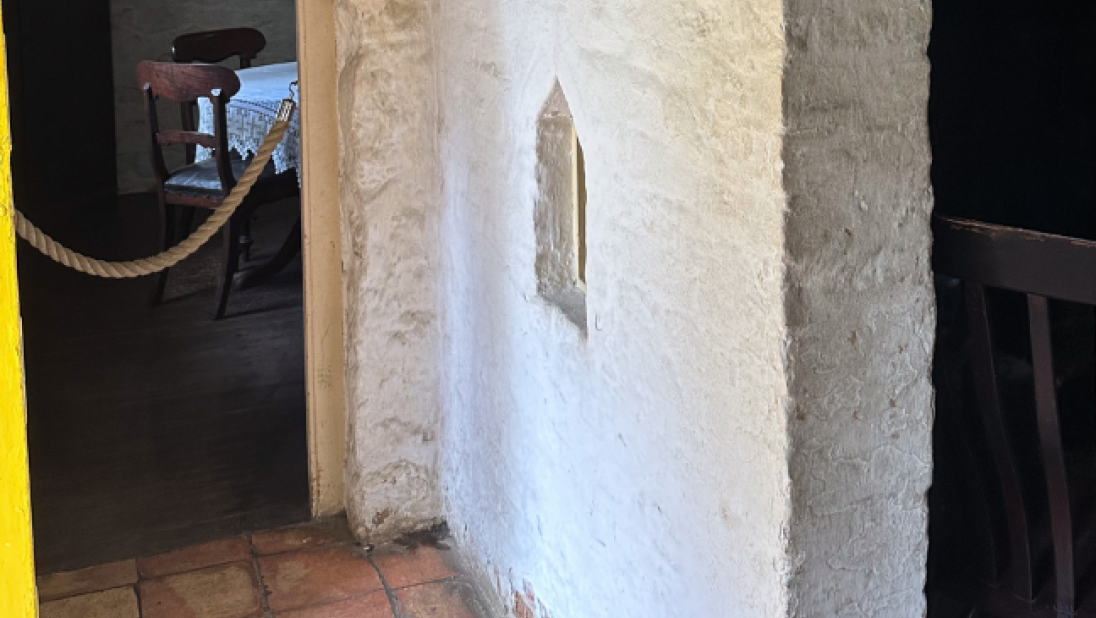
<box><xmin>2</xmin><ymin>0</ymin><xmax>345</xmax><ymax>577</ymax></box>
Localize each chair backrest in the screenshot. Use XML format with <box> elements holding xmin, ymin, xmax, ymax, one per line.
<box><xmin>933</xmin><ymin>214</ymin><xmax>1096</xmax><ymax>616</ymax></box>
<box><xmin>136</xmin><ymin>61</ymin><xmax>241</xmax><ymax>195</ymax></box>
<box><xmin>172</xmin><ymin>28</ymin><xmax>266</xmax><ymax>69</ymax></box>
<box><xmin>172</xmin><ymin>28</ymin><xmax>265</xmax><ymax>164</ymax></box>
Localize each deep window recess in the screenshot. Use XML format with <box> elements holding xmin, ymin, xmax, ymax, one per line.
<box><xmin>535</xmin><ymin>81</ymin><xmax>587</xmax><ymax>330</ymax></box>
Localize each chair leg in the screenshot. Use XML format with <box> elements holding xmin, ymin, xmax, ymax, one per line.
<box><xmin>152</xmin><ymin>200</ymin><xmax>175</xmax><ymax>306</ymax></box>
<box><xmin>240</xmin><ymin>217</ymin><xmax>253</xmax><ymax>262</ymax></box>
<box><xmin>179</xmin><ymin>205</ymin><xmax>196</xmax><ymax>237</ymax></box>
<box><xmin>213</xmin><ymin>215</ymin><xmax>242</xmax><ymax>320</ymax></box>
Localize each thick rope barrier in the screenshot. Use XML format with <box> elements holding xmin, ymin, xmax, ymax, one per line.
<box><xmin>14</xmin><ymin>99</ymin><xmax>296</xmax><ymax>279</ymax></box>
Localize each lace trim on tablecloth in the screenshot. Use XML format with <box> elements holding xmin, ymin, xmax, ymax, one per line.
<box><xmin>197</xmin><ymin>99</ymin><xmax>301</xmax><ymax>182</ymax></box>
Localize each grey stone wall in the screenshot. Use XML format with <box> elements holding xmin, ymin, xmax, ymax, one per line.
<box><xmin>782</xmin><ymin>1</ymin><xmax>936</xmax><ymax>616</ymax></box>
<box><xmin>334</xmin><ymin>0</ymin><xmax>444</xmax><ymax>543</ymax></box>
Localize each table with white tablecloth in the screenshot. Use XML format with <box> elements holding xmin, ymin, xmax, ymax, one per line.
<box><xmin>197</xmin><ymin>62</ymin><xmax>301</xmax><ymax>181</ymax></box>
<box><xmin>197</xmin><ymin>61</ymin><xmax>302</xmax><ymax>286</ymax></box>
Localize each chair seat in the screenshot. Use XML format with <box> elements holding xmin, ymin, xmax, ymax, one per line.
<box><xmin>164</xmin><ymin>153</ymin><xmax>282</xmax><ymax>200</ymax></box>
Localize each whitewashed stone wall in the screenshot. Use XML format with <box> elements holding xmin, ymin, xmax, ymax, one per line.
<box><xmin>335</xmin><ymin>0</ymin><xmax>444</xmax><ymax>543</ymax></box>
<box><xmin>783</xmin><ymin>1</ymin><xmax>935</xmax><ymax>615</ymax></box>
<box><xmin>334</xmin><ymin>0</ymin><xmax>935</xmax><ymax>615</ymax></box>
<box><xmin>432</xmin><ymin>0</ymin><xmax>794</xmax><ymax>614</ymax></box>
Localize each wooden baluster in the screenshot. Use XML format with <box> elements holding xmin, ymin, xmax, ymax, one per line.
<box><xmin>965</xmin><ymin>282</ymin><xmax>1034</xmax><ymax>599</ymax></box>
<box><xmin>1028</xmin><ymin>294</ymin><xmax>1074</xmax><ymax>618</ymax></box>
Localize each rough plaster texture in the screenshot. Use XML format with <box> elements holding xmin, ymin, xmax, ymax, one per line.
<box><xmin>333</xmin><ymin>0</ymin><xmax>935</xmax><ymax>613</ymax></box>
<box><xmin>433</xmin><ymin>0</ymin><xmax>791</xmax><ymax>615</ymax></box>
<box><xmin>335</xmin><ymin>0</ymin><xmax>443</xmax><ymax>543</ymax></box>
<box><xmin>111</xmin><ymin>0</ymin><xmax>297</xmax><ymax>193</ymax></box>
<box><xmin>782</xmin><ymin>1</ymin><xmax>935</xmax><ymax>616</ymax></box>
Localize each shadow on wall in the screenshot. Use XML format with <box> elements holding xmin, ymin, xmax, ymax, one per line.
<box><xmin>111</xmin><ymin>0</ymin><xmax>298</xmax><ymax>194</ymax></box>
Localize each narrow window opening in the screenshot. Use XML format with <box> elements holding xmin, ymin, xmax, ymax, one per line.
<box><xmin>535</xmin><ymin>81</ymin><xmax>587</xmax><ymax>331</ymax></box>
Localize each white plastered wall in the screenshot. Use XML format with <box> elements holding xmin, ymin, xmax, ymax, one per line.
<box><xmin>332</xmin><ymin>0</ymin><xmax>935</xmax><ymax>614</ymax></box>
<box><xmin>434</xmin><ymin>0</ymin><xmax>792</xmax><ymax>615</ymax></box>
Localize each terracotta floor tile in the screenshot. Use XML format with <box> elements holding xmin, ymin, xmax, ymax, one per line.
<box><xmin>259</xmin><ymin>545</ymin><xmax>383</xmax><ymax>611</ymax></box>
<box><xmin>138</xmin><ymin>537</ymin><xmax>252</xmax><ymax>578</ymax></box>
<box><xmin>373</xmin><ymin>546</ymin><xmax>457</xmax><ymax>589</ymax></box>
<box><xmin>139</xmin><ymin>561</ymin><xmax>261</xmax><ymax>618</ymax></box>
<box><xmin>37</xmin><ymin>559</ymin><xmax>139</xmax><ymax>602</ymax></box>
<box><xmin>251</xmin><ymin>517</ymin><xmax>353</xmax><ymax>555</ymax></box>
<box><xmin>395</xmin><ymin>583</ymin><xmax>480</xmax><ymax>618</ymax></box>
<box><xmin>274</xmin><ymin>590</ymin><xmax>394</xmax><ymax>618</ymax></box>
<box><xmin>39</xmin><ymin>586</ymin><xmax>139</xmax><ymax>618</ymax></box>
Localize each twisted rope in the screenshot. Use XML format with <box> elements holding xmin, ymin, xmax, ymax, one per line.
<box><xmin>14</xmin><ymin>102</ymin><xmax>295</xmax><ymax>278</ymax></box>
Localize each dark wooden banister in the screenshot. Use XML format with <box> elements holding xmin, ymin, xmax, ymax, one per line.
<box><xmin>933</xmin><ymin>215</ymin><xmax>1096</xmax><ymax>305</ymax></box>
<box><xmin>964</xmin><ymin>282</ymin><xmax>1035</xmax><ymax>601</ymax></box>
<box><xmin>933</xmin><ymin>213</ymin><xmax>1096</xmax><ymax>617</ymax></box>
<box><xmin>1027</xmin><ymin>294</ymin><xmax>1075</xmax><ymax>618</ymax></box>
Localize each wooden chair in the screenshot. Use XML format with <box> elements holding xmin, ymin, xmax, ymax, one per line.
<box><xmin>172</xmin><ymin>28</ymin><xmax>266</xmax><ymax>68</ymax></box>
<box><xmin>173</xmin><ymin>28</ymin><xmax>268</xmax><ymax>261</ymax></box>
<box><xmin>931</xmin><ymin>214</ymin><xmax>1096</xmax><ymax>617</ymax></box>
<box><xmin>137</xmin><ymin>61</ymin><xmax>298</xmax><ymax>319</ymax></box>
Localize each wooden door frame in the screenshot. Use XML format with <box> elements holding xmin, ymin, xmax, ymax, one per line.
<box><xmin>0</xmin><ymin>19</ymin><xmax>37</xmax><ymax>615</ymax></box>
<box><xmin>297</xmin><ymin>0</ymin><xmax>346</xmax><ymax>518</ymax></box>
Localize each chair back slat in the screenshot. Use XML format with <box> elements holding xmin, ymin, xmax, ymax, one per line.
<box><xmin>172</xmin><ymin>28</ymin><xmax>266</xmax><ymax>68</ymax></box>
<box><xmin>933</xmin><ymin>215</ymin><xmax>1096</xmax><ymax>305</ymax></box>
<box><xmin>136</xmin><ymin>62</ymin><xmax>240</xmax><ymax>103</ymax></box>
<box><xmin>965</xmin><ymin>282</ymin><xmax>1035</xmax><ymax>600</ymax></box>
<box><xmin>156</xmin><ymin>130</ymin><xmax>218</xmax><ymax>149</ymax></box>
<box><xmin>1027</xmin><ymin>294</ymin><xmax>1076</xmax><ymax>617</ymax></box>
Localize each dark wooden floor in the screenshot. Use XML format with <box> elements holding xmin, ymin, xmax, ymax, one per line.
<box><xmin>19</xmin><ymin>193</ymin><xmax>310</xmax><ymax>574</ymax></box>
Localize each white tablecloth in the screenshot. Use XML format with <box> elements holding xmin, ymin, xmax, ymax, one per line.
<box><xmin>197</xmin><ymin>62</ymin><xmax>301</xmax><ymax>179</ymax></box>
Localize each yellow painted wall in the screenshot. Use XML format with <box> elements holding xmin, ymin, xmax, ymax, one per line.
<box><xmin>0</xmin><ymin>18</ymin><xmax>37</xmax><ymax>618</ymax></box>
